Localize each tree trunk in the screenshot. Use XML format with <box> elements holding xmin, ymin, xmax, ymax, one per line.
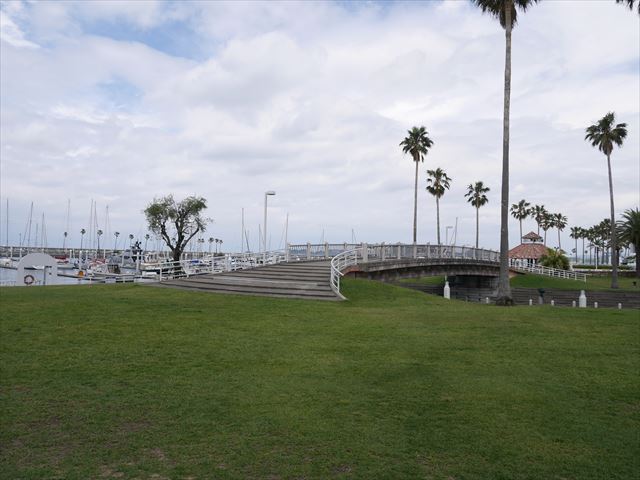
<box><xmin>436</xmin><ymin>196</ymin><xmax>441</xmax><ymax>245</ymax></box>
<box><xmin>635</xmin><ymin>242</ymin><xmax>640</xmax><ymax>278</ymax></box>
<box><xmin>607</xmin><ymin>153</ymin><xmax>618</xmax><ymax>288</ymax></box>
<box><xmin>575</xmin><ymin>237</ymin><xmax>578</xmax><ymax>264</ymax></box>
<box><xmin>495</xmin><ymin>0</ymin><xmax>513</xmax><ymax>306</ymax></box>
<box><xmin>413</xmin><ymin>158</ymin><xmax>419</xmax><ymax>244</ymax></box>
<box><xmin>475</xmin><ymin>206</ymin><xmax>479</xmax><ymax>249</ymax></box>
<box><xmin>519</xmin><ymin>218</ymin><xmax>522</xmax><ymax>242</ymax></box>
<box><xmin>558</xmin><ymin>229</ymin><xmax>561</xmax><ymax>250</ymax></box>
<box><xmin>582</xmin><ymin>237</ymin><xmax>585</xmax><ymax>264</ymax></box>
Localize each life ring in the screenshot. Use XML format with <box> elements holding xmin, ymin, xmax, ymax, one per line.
<box><xmin>23</xmin><ymin>274</ymin><xmax>35</xmax><ymax>286</ymax></box>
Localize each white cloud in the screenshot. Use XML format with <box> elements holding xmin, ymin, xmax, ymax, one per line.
<box><xmin>0</xmin><ymin>0</ymin><xmax>638</xmax><ymax>252</ymax></box>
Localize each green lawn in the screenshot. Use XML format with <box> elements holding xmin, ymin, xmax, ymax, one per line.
<box><xmin>1</xmin><ymin>281</ymin><xmax>639</xmax><ymax>479</ymax></box>
<box><xmin>399</xmin><ymin>273</ymin><xmax>639</xmax><ymax>292</ymax></box>
<box><xmin>510</xmin><ymin>273</ymin><xmax>639</xmax><ymax>291</ymax></box>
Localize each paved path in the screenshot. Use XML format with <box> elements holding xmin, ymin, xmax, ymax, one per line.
<box><xmin>156</xmin><ymin>261</ymin><xmax>338</xmax><ymax>301</ymax></box>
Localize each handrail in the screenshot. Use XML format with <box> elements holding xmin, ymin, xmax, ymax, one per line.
<box><xmin>508</xmin><ymin>259</ymin><xmax>586</xmax><ymax>282</ymax></box>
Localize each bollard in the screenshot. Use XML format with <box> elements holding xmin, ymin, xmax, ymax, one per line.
<box><xmin>485</xmin><ymin>297</ymin><xmax>490</xmax><ymax>304</ymax></box>
<box><xmin>529</xmin><ymin>299</ymin><xmax>533</xmax><ymax>306</ymax></box>
<box><xmin>443</xmin><ymin>281</ymin><xmax>450</xmax><ymax>300</ymax></box>
<box><xmin>578</xmin><ymin>290</ymin><xmax>587</xmax><ymax>308</ymax></box>
<box><xmin>572</xmin><ymin>300</ymin><xmax>576</xmax><ymax>308</ymax></box>
<box><xmin>618</xmin><ymin>303</ymin><xmax>622</xmax><ymax>310</ymax></box>
<box><xmin>550</xmin><ymin>300</ymin><xmax>555</xmax><ymax>307</ymax></box>
<box><xmin>594</xmin><ymin>302</ymin><xmax>598</xmax><ymax>309</ymax></box>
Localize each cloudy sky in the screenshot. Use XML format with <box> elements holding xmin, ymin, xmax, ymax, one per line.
<box><xmin>1</xmin><ymin>0</ymin><xmax>638</xmax><ymax>252</ymax></box>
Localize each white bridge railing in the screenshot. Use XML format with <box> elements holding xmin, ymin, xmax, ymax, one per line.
<box><xmin>508</xmin><ymin>259</ymin><xmax>587</xmax><ymax>282</ymax></box>
<box><xmin>330</xmin><ymin>244</ymin><xmax>500</xmax><ymax>298</ymax></box>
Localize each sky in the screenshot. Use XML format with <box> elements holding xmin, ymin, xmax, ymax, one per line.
<box><xmin>1</xmin><ymin>0</ymin><xmax>639</xmax><ymax>253</ymax></box>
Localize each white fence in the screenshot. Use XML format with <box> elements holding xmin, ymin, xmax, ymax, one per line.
<box><xmin>508</xmin><ymin>259</ymin><xmax>587</xmax><ymax>282</ymax></box>
<box><xmin>330</xmin><ymin>244</ymin><xmax>500</xmax><ymax>298</ymax></box>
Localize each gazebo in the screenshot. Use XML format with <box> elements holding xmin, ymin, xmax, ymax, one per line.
<box><xmin>508</xmin><ymin>231</ymin><xmax>548</xmax><ymax>267</ymax></box>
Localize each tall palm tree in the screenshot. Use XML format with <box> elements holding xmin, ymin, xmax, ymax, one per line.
<box><xmin>144</xmin><ymin>233</ymin><xmax>150</xmax><ymax>252</ymax></box>
<box><xmin>615</xmin><ymin>0</ymin><xmax>639</xmax><ymax>14</ymax></box>
<box><xmin>97</xmin><ymin>229</ymin><xmax>103</xmax><ymax>253</ymax></box>
<box><xmin>114</xmin><ymin>231</ymin><xmax>120</xmax><ymax>251</ymax></box>
<box><xmin>426</xmin><ymin>167</ymin><xmax>452</xmax><ymax>245</ymax></box>
<box><xmin>569</xmin><ymin>226</ymin><xmax>581</xmax><ymax>264</ymax></box>
<box><xmin>532</xmin><ymin>204</ymin><xmax>547</xmax><ymax>236</ymax></box>
<box><xmin>472</xmin><ymin>0</ymin><xmax>538</xmax><ymax>305</ymax></box>
<box><xmin>510</xmin><ymin>199</ymin><xmax>531</xmax><ymax>241</ymax></box>
<box><xmin>617</xmin><ymin>207</ymin><xmax>640</xmax><ymax>277</ymax></box>
<box><xmin>585</xmin><ymin>112</ymin><xmax>628</xmax><ymax>288</ymax></box>
<box><xmin>465</xmin><ymin>182</ymin><xmax>490</xmax><ymax>248</ymax></box>
<box><xmin>400</xmin><ymin>126</ymin><xmax>434</xmax><ymax>244</ymax></box>
<box><xmin>80</xmin><ymin>228</ymin><xmax>86</xmax><ymax>250</ymax></box>
<box><xmin>540</xmin><ymin>212</ymin><xmax>553</xmax><ymax>246</ymax></box>
<box><xmin>553</xmin><ymin>213</ymin><xmax>568</xmax><ymax>250</ymax></box>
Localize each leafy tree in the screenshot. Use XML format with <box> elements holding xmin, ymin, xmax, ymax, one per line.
<box><xmin>553</xmin><ymin>213</ymin><xmax>568</xmax><ymax>250</ymax></box>
<box><xmin>144</xmin><ymin>195</ymin><xmax>208</xmax><ymax>262</ymax></box>
<box><xmin>400</xmin><ymin>126</ymin><xmax>434</xmax><ymax>244</ymax></box>
<box><xmin>540</xmin><ymin>248</ymin><xmax>570</xmax><ymax>270</ymax></box>
<box><xmin>465</xmin><ymin>181</ymin><xmax>490</xmax><ymax>249</ymax></box>
<box><xmin>426</xmin><ymin>167</ymin><xmax>452</xmax><ymax>245</ymax></box>
<box><xmin>585</xmin><ymin>112</ymin><xmax>628</xmax><ymax>288</ymax></box>
<box><xmin>472</xmin><ymin>0</ymin><xmax>538</xmax><ymax>305</ymax></box>
<box><xmin>510</xmin><ymin>199</ymin><xmax>531</xmax><ymax>240</ymax></box>
<box><xmin>617</xmin><ymin>207</ymin><xmax>640</xmax><ymax>277</ymax></box>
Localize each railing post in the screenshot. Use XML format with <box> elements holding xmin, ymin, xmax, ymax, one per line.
<box><xmin>362</xmin><ymin>243</ymin><xmax>368</xmax><ymax>263</ymax></box>
<box><xmin>306</xmin><ymin>242</ymin><xmax>311</xmax><ymax>260</ymax></box>
<box><xmin>413</xmin><ymin>243</ymin><xmax>417</xmax><ymax>259</ymax></box>
<box><xmin>286</xmin><ymin>243</ymin><xmax>290</xmax><ymax>262</ymax></box>
<box><xmin>381</xmin><ymin>242</ymin><xmax>386</xmax><ymax>261</ymax></box>
<box><xmin>397</xmin><ymin>243</ymin><xmax>402</xmax><ymax>260</ymax></box>
<box><xmin>324</xmin><ymin>242</ymin><xmax>329</xmax><ymax>259</ymax></box>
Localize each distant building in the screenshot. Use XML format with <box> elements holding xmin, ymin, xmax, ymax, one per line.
<box><xmin>508</xmin><ymin>231</ymin><xmax>548</xmax><ymax>267</ymax></box>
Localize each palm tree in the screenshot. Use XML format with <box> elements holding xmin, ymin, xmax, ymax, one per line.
<box><xmin>426</xmin><ymin>167</ymin><xmax>452</xmax><ymax>245</ymax></box>
<box><xmin>615</xmin><ymin>0</ymin><xmax>639</xmax><ymax>14</ymax></box>
<box><xmin>465</xmin><ymin>181</ymin><xmax>490</xmax><ymax>248</ymax></box>
<box><xmin>208</xmin><ymin>237</ymin><xmax>214</xmax><ymax>255</ymax></box>
<box><xmin>128</xmin><ymin>233</ymin><xmax>134</xmax><ymax>248</ymax></box>
<box><xmin>63</xmin><ymin>231</ymin><xmax>68</xmax><ymax>249</ymax></box>
<box><xmin>540</xmin><ymin>212</ymin><xmax>553</xmax><ymax>246</ymax></box>
<box><xmin>80</xmin><ymin>228</ymin><xmax>86</xmax><ymax>250</ymax></box>
<box><xmin>569</xmin><ymin>226</ymin><xmax>581</xmax><ymax>264</ymax></box>
<box><xmin>553</xmin><ymin>213</ymin><xmax>567</xmax><ymax>250</ymax></box>
<box><xmin>510</xmin><ymin>199</ymin><xmax>531</xmax><ymax>240</ymax></box>
<box><xmin>144</xmin><ymin>233</ymin><xmax>150</xmax><ymax>252</ymax></box>
<box><xmin>532</xmin><ymin>204</ymin><xmax>547</xmax><ymax>236</ymax></box>
<box><xmin>472</xmin><ymin>0</ymin><xmax>538</xmax><ymax>305</ymax></box>
<box><xmin>617</xmin><ymin>207</ymin><xmax>640</xmax><ymax>277</ymax></box>
<box><xmin>585</xmin><ymin>112</ymin><xmax>628</xmax><ymax>288</ymax></box>
<box><xmin>114</xmin><ymin>231</ymin><xmax>120</xmax><ymax>251</ymax></box>
<box><xmin>400</xmin><ymin>126</ymin><xmax>434</xmax><ymax>244</ymax></box>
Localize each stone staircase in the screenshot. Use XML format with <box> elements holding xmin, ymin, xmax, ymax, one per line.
<box><xmin>156</xmin><ymin>261</ymin><xmax>338</xmax><ymax>301</ymax></box>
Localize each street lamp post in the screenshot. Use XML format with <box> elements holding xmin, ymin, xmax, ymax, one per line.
<box><xmin>263</xmin><ymin>191</ymin><xmax>276</xmax><ymax>253</ymax></box>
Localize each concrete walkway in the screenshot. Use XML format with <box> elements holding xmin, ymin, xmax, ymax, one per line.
<box><xmin>156</xmin><ymin>261</ymin><xmax>338</xmax><ymax>301</ymax></box>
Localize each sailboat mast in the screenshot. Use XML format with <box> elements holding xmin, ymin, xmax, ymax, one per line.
<box><xmin>284</xmin><ymin>213</ymin><xmax>289</xmax><ymax>249</ymax></box>
<box><xmin>5</xmin><ymin>198</ymin><xmax>8</xmax><ymax>246</ymax></box>
<box><xmin>241</xmin><ymin>207</ymin><xmax>245</xmax><ymax>254</ymax></box>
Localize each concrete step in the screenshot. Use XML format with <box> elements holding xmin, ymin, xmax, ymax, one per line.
<box><xmin>171</xmin><ymin>275</ymin><xmax>331</xmax><ymax>292</ymax></box>
<box><xmin>159</xmin><ymin>280</ymin><xmax>336</xmax><ymax>299</ymax></box>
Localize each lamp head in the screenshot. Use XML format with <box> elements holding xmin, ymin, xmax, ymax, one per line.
<box><xmin>265</xmin><ymin>191</ymin><xmax>276</xmax><ymax>196</ymax></box>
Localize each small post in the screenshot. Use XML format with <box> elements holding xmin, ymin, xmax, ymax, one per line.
<box><xmin>550</xmin><ymin>300</ymin><xmax>555</xmax><ymax>307</ymax></box>
<box><xmin>485</xmin><ymin>297</ymin><xmax>490</xmax><ymax>304</ymax></box>
<box><xmin>324</xmin><ymin>242</ymin><xmax>329</xmax><ymax>259</ymax></box>
<box><xmin>397</xmin><ymin>243</ymin><xmax>401</xmax><ymax>260</ymax></box>
<box><xmin>362</xmin><ymin>243</ymin><xmax>368</xmax><ymax>263</ymax></box>
<box><xmin>572</xmin><ymin>300</ymin><xmax>576</xmax><ymax>308</ymax></box>
<box><xmin>617</xmin><ymin>303</ymin><xmax>622</xmax><ymax>310</ymax></box>
<box><xmin>286</xmin><ymin>243</ymin><xmax>290</xmax><ymax>262</ymax></box>
<box><xmin>594</xmin><ymin>302</ymin><xmax>598</xmax><ymax>309</ymax></box>
<box><xmin>443</xmin><ymin>281</ymin><xmax>450</xmax><ymax>299</ymax></box>
<box><xmin>538</xmin><ymin>288</ymin><xmax>545</xmax><ymax>305</ymax></box>
<box><xmin>529</xmin><ymin>298</ymin><xmax>533</xmax><ymax>306</ymax></box>
<box><xmin>306</xmin><ymin>242</ymin><xmax>311</xmax><ymax>260</ymax></box>
<box><xmin>579</xmin><ymin>290</ymin><xmax>586</xmax><ymax>308</ymax></box>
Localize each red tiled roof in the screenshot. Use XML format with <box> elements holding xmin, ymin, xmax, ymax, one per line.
<box><xmin>508</xmin><ymin>243</ymin><xmax>548</xmax><ymax>260</ymax></box>
<box><xmin>522</xmin><ymin>231</ymin><xmax>542</xmax><ymax>241</ymax></box>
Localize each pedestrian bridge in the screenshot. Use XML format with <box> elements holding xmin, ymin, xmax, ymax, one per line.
<box><xmin>153</xmin><ymin>243</ymin><xmax>501</xmax><ymax>300</ymax></box>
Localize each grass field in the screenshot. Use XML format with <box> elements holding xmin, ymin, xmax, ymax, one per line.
<box><xmin>398</xmin><ymin>272</ymin><xmax>639</xmax><ymax>292</ymax></box>
<box><xmin>1</xmin><ymin>280</ymin><xmax>639</xmax><ymax>479</ymax></box>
